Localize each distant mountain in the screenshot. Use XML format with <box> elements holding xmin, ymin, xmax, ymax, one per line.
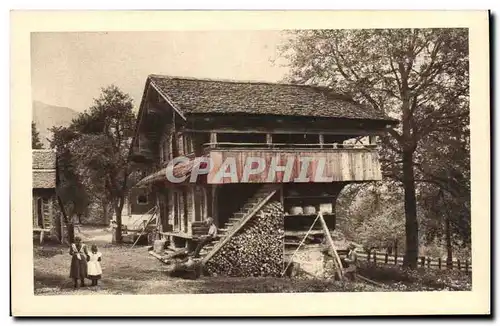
<box><xmin>32</xmin><ymin>101</ymin><xmax>79</xmax><ymax>148</ymax></box>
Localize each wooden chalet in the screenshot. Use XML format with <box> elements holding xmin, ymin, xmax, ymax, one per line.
<box><xmin>32</xmin><ymin>149</ymin><xmax>63</xmax><ymax>243</ymax></box>
<box><xmin>129</xmin><ymin>75</ymin><xmax>398</xmax><ymax>268</ymax></box>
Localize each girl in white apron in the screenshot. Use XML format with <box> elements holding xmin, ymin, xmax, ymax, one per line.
<box><xmin>87</xmin><ymin>244</ymin><xmax>103</xmax><ymax>286</ymax></box>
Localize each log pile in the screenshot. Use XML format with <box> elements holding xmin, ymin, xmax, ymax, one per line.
<box><xmin>205</xmin><ymin>201</ymin><xmax>284</xmax><ymax>277</ymax></box>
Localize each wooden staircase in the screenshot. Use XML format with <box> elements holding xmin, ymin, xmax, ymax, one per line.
<box><xmin>200</xmin><ymin>184</ymin><xmax>279</xmax><ymax>263</ymax></box>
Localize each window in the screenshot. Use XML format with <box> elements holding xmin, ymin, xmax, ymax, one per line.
<box><xmin>183</xmin><ymin>133</ymin><xmax>194</xmax><ymax>154</ymax></box>
<box><xmin>137</xmin><ymin>194</ymin><xmax>149</xmax><ymax>205</ymax></box>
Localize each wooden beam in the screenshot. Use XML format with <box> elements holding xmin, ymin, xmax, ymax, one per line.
<box><xmin>318</xmin><ymin>212</ymin><xmax>344</xmax><ymax>279</ymax></box>
<box><xmin>188</xmin><ymin>186</ymin><xmax>195</xmax><ymax>236</ymax></box>
<box><xmin>319</xmin><ymin>134</ymin><xmax>324</xmax><ymax>149</ymax></box>
<box><xmin>211</xmin><ymin>185</ymin><xmax>219</xmax><ymax>226</ymax></box>
<box><xmin>357</xmin><ymin>275</ymin><xmax>386</xmax><ymax>288</ymax></box>
<box><xmin>48</xmin><ymin>196</ymin><xmax>54</xmax><ymax>232</ymax></box>
<box><xmin>279</xmin><ymin>184</ymin><xmax>284</xmax><ymax>212</ymax></box>
<box><xmin>177</xmin><ymin>132</ymin><xmax>185</xmax><ymax>156</ymax></box>
<box><xmin>132</xmin><ymin>207</ymin><xmax>158</xmax><ymax>248</ymax></box>
<box><xmin>209</xmin><ymin>132</ymin><xmax>217</xmax><ymax>149</ymax></box>
<box><xmin>281</xmin><ymin>213</ymin><xmax>321</xmax><ymax>277</ymax></box>
<box><xmin>266</xmin><ymin>133</ymin><xmax>272</xmax><ymax>145</ymax></box>
<box><xmin>130</xmin><ymin>83</ymin><xmax>150</xmax><ymax>155</ymax></box>
<box><xmin>285</xmin><ymin>230</ymin><xmax>330</xmax><ymax>237</ymax></box>
<box><xmin>149</xmin><ymin>81</ymin><xmax>187</xmax><ymax>121</ymax></box>
<box><xmin>167</xmin><ymin>191</ymin><xmax>174</xmax><ymax>229</ymax></box>
<box><xmin>185</xmin><ymin>128</ymin><xmax>387</xmax><ymax>136</ymax></box>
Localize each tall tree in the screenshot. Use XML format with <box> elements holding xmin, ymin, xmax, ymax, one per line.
<box><xmin>32</xmin><ymin>121</ymin><xmax>44</xmax><ymax>149</ymax></box>
<box><xmin>280</xmin><ymin>29</ymin><xmax>469</xmax><ymax>268</ymax></box>
<box><xmin>74</xmin><ymin>85</ymin><xmax>135</xmax><ymax>243</ymax></box>
<box><xmin>50</xmin><ymin>125</ymin><xmax>89</xmax><ymax>219</ymax></box>
<box><xmin>51</xmin><ymin>85</ymin><xmax>136</xmax><ymax>243</ymax></box>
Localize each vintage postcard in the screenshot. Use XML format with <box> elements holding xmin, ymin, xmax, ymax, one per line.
<box><xmin>11</xmin><ymin>10</ymin><xmax>490</xmax><ymax>316</ymax></box>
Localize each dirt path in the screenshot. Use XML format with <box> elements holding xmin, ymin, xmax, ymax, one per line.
<box><xmin>34</xmin><ymin>228</ymin><xmax>383</xmax><ymax>295</ymax></box>
<box><xmin>73</xmin><ymin>226</ymin><xmax>113</xmax><ymax>245</ymax></box>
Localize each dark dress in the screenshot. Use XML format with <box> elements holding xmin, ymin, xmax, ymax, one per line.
<box><xmin>69</xmin><ymin>243</ymin><xmax>88</xmax><ymax>280</ymax></box>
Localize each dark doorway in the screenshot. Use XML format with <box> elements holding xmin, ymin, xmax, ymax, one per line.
<box><xmin>216</xmin><ymin>184</ymin><xmax>261</xmax><ymax>228</ymax></box>
<box><xmin>36</xmin><ymin>198</ymin><xmax>44</xmax><ymax>228</ymax></box>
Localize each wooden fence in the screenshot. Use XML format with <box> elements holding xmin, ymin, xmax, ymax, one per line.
<box><xmin>338</xmin><ymin>250</ymin><xmax>472</xmax><ymax>273</ymax></box>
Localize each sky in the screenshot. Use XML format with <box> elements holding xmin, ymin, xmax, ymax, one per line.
<box><xmin>31</xmin><ymin>31</ymin><xmax>291</xmax><ymax>112</ymax></box>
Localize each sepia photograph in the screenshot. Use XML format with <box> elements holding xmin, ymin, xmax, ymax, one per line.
<box><xmin>11</xmin><ymin>10</ymin><xmax>490</xmax><ymax>316</ymax></box>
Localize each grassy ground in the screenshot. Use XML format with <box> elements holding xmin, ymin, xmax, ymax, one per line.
<box><xmin>33</xmin><ymin>226</ymin><xmax>469</xmax><ymax>295</ymax></box>
<box><xmin>357</xmin><ymin>262</ymin><xmax>472</xmax><ymax>291</ymax></box>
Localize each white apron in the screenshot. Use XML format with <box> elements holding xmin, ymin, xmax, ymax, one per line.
<box><xmin>87</xmin><ymin>252</ymin><xmax>102</xmax><ymax>276</ymax></box>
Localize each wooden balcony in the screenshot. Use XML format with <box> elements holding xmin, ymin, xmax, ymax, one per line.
<box><xmin>129</xmin><ymin>146</ymin><xmax>155</xmax><ymax>163</ymax></box>
<box><xmin>204</xmin><ymin>143</ymin><xmax>382</xmax><ymax>184</ymax></box>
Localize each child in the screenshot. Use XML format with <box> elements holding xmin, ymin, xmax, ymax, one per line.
<box><xmin>69</xmin><ymin>236</ymin><xmax>88</xmax><ymax>288</ymax></box>
<box><xmin>86</xmin><ymin>244</ymin><xmax>103</xmax><ymax>286</ymax></box>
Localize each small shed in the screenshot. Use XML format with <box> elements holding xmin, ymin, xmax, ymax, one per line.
<box><xmin>32</xmin><ymin>149</ymin><xmax>63</xmax><ymax>243</ymax></box>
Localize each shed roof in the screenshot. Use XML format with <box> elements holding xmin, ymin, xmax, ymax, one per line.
<box><xmin>32</xmin><ymin>149</ymin><xmax>57</xmax><ymax>189</ymax></box>
<box><xmin>32</xmin><ymin>149</ymin><xmax>56</xmax><ymax>170</ymax></box>
<box><xmin>136</xmin><ymin>155</ymin><xmax>207</xmax><ymax>187</ymax></box>
<box><xmin>148</xmin><ymin>75</ymin><xmax>397</xmax><ymax>122</ymax></box>
<box><xmin>33</xmin><ymin>171</ymin><xmax>56</xmax><ymax>189</ymax></box>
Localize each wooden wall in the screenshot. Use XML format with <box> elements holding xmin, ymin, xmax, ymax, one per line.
<box><xmin>161</xmin><ymin>185</ymin><xmax>208</xmax><ymax>236</ymax></box>
<box><xmin>32</xmin><ymin>189</ymin><xmax>62</xmax><ymax>242</ymax></box>
<box><xmin>129</xmin><ymin>187</ymin><xmax>156</xmax><ymax>215</ymax></box>
<box><xmin>206</xmin><ymin>149</ymin><xmax>382</xmax><ymax>184</ymax></box>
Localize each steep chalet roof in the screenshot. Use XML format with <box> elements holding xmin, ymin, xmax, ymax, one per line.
<box><xmin>32</xmin><ymin>149</ymin><xmax>57</xmax><ymax>189</ymax></box>
<box><xmin>148</xmin><ymin>75</ymin><xmax>397</xmax><ymax>122</ymax></box>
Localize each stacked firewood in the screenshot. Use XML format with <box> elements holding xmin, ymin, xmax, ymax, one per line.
<box><xmin>205</xmin><ymin>201</ymin><xmax>284</xmax><ymax>277</ymax></box>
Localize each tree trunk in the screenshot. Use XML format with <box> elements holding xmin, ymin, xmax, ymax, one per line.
<box><xmin>102</xmin><ymin>199</ymin><xmax>110</xmax><ymax>225</ymax></box>
<box><xmin>67</xmin><ymin>223</ymin><xmax>75</xmax><ymax>244</ymax></box>
<box><xmin>446</xmin><ymin>215</ymin><xmax>453</xmax><ymax>268</ymax></box>
<box><xmin>56</xmin><ymin>195</ymin><xmax>74</xmax><ymax>243</ymax></box>
<box><xmin>112</xmin><ymin>201</ymin><xmax>123</xmax><ymax>243</ymax></box>
<box><xmin>402</xmin><ymin>150</ymin><xmax>419</xmax><ymax>269</ymax></box>
<box><xmin>112</xmin><ymin>194</ymin><xmax>127</xmax><ymax>243</ymax></box>
<box><xmin>112</xmin><ymin>168</ymin><xmax>130</xmax><ymax>244</ymax></box>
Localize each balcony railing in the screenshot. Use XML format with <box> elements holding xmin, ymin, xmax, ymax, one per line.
<box><xmin>202</xmin><ymin>142</ymin><xmax>377</xmax><ymax>150</ymax></box>
<box><xmin>133</xmin><ymin>141</ymin><xmax>382</xmax><ymax>186</ymax></box>
<box><xmin>204</xmin><ymin>145</ymin><xmax>382</xmax><ymax>184</ymax></box>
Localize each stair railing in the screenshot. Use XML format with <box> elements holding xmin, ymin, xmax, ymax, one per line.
<box><xmin>201</xmin><ymin>186</ymin><xmax>278</xmax><ymax>264</ymax></box>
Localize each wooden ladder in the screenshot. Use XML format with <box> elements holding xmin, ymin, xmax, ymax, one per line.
<box><xmin>131</xmin><ymin>206</ymin><xmax>158</xmax><ymax>248</ymax></box>
<box><xmin>201</xmin><ymin>185</ymin><xmax>278</xmax><ymax>264</ymax></box>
